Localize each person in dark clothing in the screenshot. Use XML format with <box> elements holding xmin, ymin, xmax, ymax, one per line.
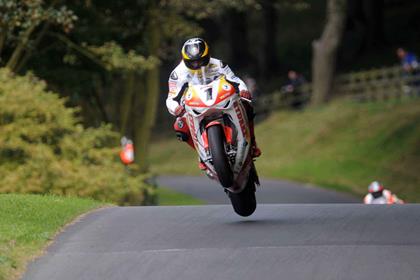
<box><xmin>283</xmin><ymin>70</ymin><xmax>307</xmax><ymax>109</ymax></box>
<box><xmin>397</xmin><ymin>48</ymin><xmax>419</xmax><ymax>74</ymax></box>
<box><xmin>396</xmin><ymin>48</ymin><xmax>420</xmax><ymax>93</ymax></box>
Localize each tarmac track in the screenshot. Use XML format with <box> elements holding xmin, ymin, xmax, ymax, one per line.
<box><xmin>155</xmin><ymin>175</ymin><xmax>358</xmax><ymax>204</ymax></box>
<box><xmin>22</xmin><ymin>177</ymin><xmax>420</xmax><ymax>280</ymax></box>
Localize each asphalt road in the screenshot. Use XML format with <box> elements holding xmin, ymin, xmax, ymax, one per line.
<box><xmin>156</xmin><ymin>175</ymin><xmax>359</xmax><ymax>203</ymax></box>
<box><xmin>23</xmin><ymin>204</ymin><xmax>420</xmax><ymax>280</ymax></box>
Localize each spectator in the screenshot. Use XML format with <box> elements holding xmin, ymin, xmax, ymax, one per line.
<box><xmin>396</xmin><ymin>48</ymin><xmax>419</xmax><ymax>74</ymax></box>
<box><xmin>396</xmin><ymin>48</ymin><xmax>420</xmax><ymax>94</ymax></box>
<box><xmin>283</xmin><ymin>70</ymin><xmax>307</xmax><ymax>109</ymax></box>
<box><xmin>243</xmin><ymin>75</ymin><xmax>259</xmax><ymax>100</ymax></box>
<box><xmin>363</xmin><ymin>181</ymin><xmax>404</xmax><ymax>204</ymax></box>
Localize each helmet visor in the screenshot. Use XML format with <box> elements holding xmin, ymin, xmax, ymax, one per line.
<box><xmin>191</xmin><ymin>60</ymin><xmax>205</xmax><ymax>69</ymax></box>
<box><xmin>185</xmin><ymin>56</ymin><xmax>209</xmax><ymax>70</ymax></box>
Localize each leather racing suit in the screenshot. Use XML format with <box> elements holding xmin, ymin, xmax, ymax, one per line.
<box><xmin>166</xmin><ymin>57</ymin><xmax>260</xmax><ymax>158</ymax></box>
<box><xmin>363</xmin><ymin>189</ymin><xmax>404</xmax><ymax>204</ymax></box>
<box><xmin>166</xmin><ymin>57</ymin><xmax>248</xmax><ymax>115</ymax></box>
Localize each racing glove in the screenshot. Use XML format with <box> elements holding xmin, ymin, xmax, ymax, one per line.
<box><xmin>240</xmin><ymin>90</ymin><xmax>252</xmax><ymax>100</ymax></box>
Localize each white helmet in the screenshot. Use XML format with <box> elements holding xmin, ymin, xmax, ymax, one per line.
<box><xmin>368</xmin><ymin>181</ymin><xmax>384</xmax><ymax>193</ymax></box>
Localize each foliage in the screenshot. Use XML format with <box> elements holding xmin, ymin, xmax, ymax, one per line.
<box><xmin>0</xmin><ymin>0</ymin><xmax>77</xmax><ymax>70</ymax></box>
<box><xmin>0</xmin><ymin>68</ymin><xmax>155</xmax><ymax>205</ymax></box>
<box><xmin>0</xmin><ymin>194</ymin><xmax>104</xmax><ymax>280</ymax></box>
<box><xmin>0</xmin><ymin>0</ymin><xmax>76</xmax><ymax>33</ymax></box>
<box><xmin>162</xmin><ymin>0</ymin><xmax>259</xmax><ymax>19</ymax></box>
<box><xmin>86</xmin><ymin>41</ymin><xmax>159</xmax><ymax>72</ymax></box>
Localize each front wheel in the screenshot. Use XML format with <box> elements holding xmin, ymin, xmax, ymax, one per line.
<box><xmin>207</xmin><ymin>125</ymin><xmax>233</xmax><ymax>188</ymax></box>
<box><xmin>228</xmin><ymin>179</ymin><xmax>256</xmax><ymax>217</ymax></box>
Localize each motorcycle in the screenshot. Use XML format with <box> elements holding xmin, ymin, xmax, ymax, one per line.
<box><xmin>183</xmin><ymin>75</ymin><xmax>260</xmax><ymax>216</ymax></box>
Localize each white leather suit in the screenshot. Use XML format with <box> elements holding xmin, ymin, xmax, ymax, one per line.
<box><xmin>166</xmin><ymin>58</ymin><xmax>249</xmax><ymax>116</ymax></box>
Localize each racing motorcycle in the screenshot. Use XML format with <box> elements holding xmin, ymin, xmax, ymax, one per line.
<box><xmin>183</xmin><ymin>75</ymin><xmax>260</xmax><ymax>216</ymax></box>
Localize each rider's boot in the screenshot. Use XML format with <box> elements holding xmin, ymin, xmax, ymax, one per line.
<box><xmin>249</xmin><ymin>119</ymin><xmax>261</xmax><ymax>158</ymax></box>
<box><xmin>198</xmin><ymin>160</ymin><xmax>207</xmax><ymax>170</ymax></box>
<box><xmin>174</xmin><ymin>117</ymin><xmax>194</xmax><ymax>149</ymax></box>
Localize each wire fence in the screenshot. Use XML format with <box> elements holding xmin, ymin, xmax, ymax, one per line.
<box><xmin>255</xmin><ymin>65</ymin><xmax>420</xmax><ymax>114</ymax></box>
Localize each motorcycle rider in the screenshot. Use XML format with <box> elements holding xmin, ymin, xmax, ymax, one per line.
<box><xmin>166</xmin><ymin>38</ymin><xmax>261</xmax><ymax>170</ymax></box>
<box><xmin>363</xmin><ymin>181</ymin><xmax>404</xmax><ymax>204</ymax></box>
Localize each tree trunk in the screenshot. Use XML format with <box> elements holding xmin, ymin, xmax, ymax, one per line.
<box><xmin>120</xmin><ymin>71</ymin><xmax>136</xmax><ymax>135</ymax></box>
<box><xmin>6</xmin><ymin>25</ymin><xmax>37</xmax><ymax>71</ymax></box>
<box><xmin>15</xmin><ymin>22</ymin><xmax>51</xmax><ymax>73</ymax></box>
<box><xmin>133</xmin><ymin>11</ymin><xmax>160</xmax><ymax>173</ymax></box>
<box><xmin>246</xmin><ymin>8</ymin><xmax>266</xmax><ymax>79</ymax></box>
<box><xmin>92</xmin><ymin>75</ymin><xmax>110</xmax><ymax>123</ymax></box>
<box><xmin>263</xmin><ymin>0</ymin><xmax>277</xmax><ymax>74</ymax></box>
<box><xmin>0</xmin><ymin>24</ymin><xmax>7</xmax><ymax>59</ymax></box>
<box><xmin>311</xmin><ymin>0</ymin><xmax>347</xmax><ymax>105</ymax></box>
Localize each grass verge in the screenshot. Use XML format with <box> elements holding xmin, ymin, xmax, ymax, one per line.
<box><xmin>156</xmin><ymin>187</ymin><xmax>204</xmax><ymax>205</ymax></box>
<box><xmin>0</xmin><ymin>194</ymin><xmax>105</xmax><ymax>280</ymax></box>
<box><xmin>150</xmin><ymin>98</ymin><xmax>420</xmax><ymax>201</ymax></box>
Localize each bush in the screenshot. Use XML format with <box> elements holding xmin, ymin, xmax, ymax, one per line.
<box><xmin>0</xmin><ymin>68</ymin><xmax>155</xmax><ymax>205</ymax></box>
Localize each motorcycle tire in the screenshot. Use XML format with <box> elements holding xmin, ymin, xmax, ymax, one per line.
<box><xmin>207</xmin><ymin>125</ymin><xmax>233</xmax><ymax>189</ymax></box>
<box><xmin>228</xmin><ymin>178</ymin><xmax>257</xmax><ymax>217</ymax></box>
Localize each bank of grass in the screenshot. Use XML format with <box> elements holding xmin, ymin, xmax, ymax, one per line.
<box><xmin>150</xmin><ymin>98</ymin><xmax>420</xmax><ymax>201</ymax></box>
<box><xmin>0</xmin><ymin>194</ymin><xmax>105</xmax><ymax>280</ymax></box>
<box><xmin>156</xmin><ymin>187</ymin><xmax>204</xmax><ymax>205</ymax></box>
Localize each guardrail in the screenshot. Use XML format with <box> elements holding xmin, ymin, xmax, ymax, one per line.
<box><xmin>255</xmin><ymin>65</ymin><xmax>420</xmax><ymax>113</ymax></box>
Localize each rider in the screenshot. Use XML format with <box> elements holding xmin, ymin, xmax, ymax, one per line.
<box><xmin>363</xmin><ymin>181</ymin><xmax>404</xmax><ymax>204</ymax></box>
<box><xmin>166</xmin><ymin>37</ymin><xmax>261</xmax><ymax>170</ymax></box>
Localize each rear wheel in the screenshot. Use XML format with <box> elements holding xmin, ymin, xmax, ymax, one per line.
<box><xmin>228</xmin><ymin>178</ymin><xmax>256</xmax><ymax>217</ymax></box>
<box><xmin>207</xmin><ymin>125</ymin><xmax>233</xmax><ymax>188</ymax></box>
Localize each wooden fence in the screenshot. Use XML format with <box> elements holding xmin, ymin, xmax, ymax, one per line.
<box><xmin>255</xmin><ymin>65</ymin><xmax>420</xmax><ymax>113</ymax></box>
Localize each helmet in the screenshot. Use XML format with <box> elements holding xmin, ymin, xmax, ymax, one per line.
<box><xmin>368</xmin><ymin>181</ymin><xmax>384</xmax><ymax>193</ymax></box>
<box><xmin>181</xmin><ymin>38</ymin><xmax>210</xmax><ymax>70</ymax></box>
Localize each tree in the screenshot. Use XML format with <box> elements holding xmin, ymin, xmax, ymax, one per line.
<box><xmin>311</xmin><ymin>0</ymin><xmax>347</xmax><ymax>105</ymax></box>
<box><xmin>0</xmin><ymin>0</ymin><xmax>77</xmax><ymax>72</ymax></box>
<box><xmin>2</xmin><ymin>0</ymin><xmax>259</xmax><ymax>174</ymax></box>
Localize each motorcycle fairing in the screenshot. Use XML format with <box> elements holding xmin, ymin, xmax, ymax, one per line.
<box><xmin>184</xmin><ymin>76</ymin><xmax>252</xmax><ymax>192</ymax></box>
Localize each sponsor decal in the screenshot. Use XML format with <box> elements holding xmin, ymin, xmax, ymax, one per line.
<box><xmin>219</xmin><ymin>93</ymin><xmax>231</xmax><ymax>100</ymax></box>
<box><xmin>234</xmin><ymin>102</ymin><xmax>248</xmax><ymax>139</ymax></box>
<box><xmin>177</xmin><ymin>119</ymin><xmax>184</xmax><ymax>129</ymax></box>
<box><xmin>168</xmin><ymin>81</ymin><xmax>177</xmax><ymax>96</ymax></box>
<box><xmin>170</xmin><ymin>71</ymin><xmax>178</xmax><ymax>80</ymax></box>
<box><xmin>222</xmin><ymin>84</ymin><xmax>231</xmax><ymax>91</ymax></box>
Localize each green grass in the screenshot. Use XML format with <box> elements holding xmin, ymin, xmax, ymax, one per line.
<box><xmin>0</xmin><ymin>194</ymin><xmax>105</xmax><ymax>280</ymax></box>
<box><xmin>150</xmin><ymin>98</ymin><xmax>420</xmax><ymax>201</ymax></box>
<box><xmin>156</xmin><ymin>187</ymin><xmax>204</xmax><ymax>205</ymax></box>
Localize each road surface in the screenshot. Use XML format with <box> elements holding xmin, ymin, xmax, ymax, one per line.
<box><xmin>156</xmin><ymin>175</ymin><xmax>358</xmax><ymax>203</ymax></box>
<box><xmin>23</xmin><ymin>204</ymin><xmax>420</xmax><ymax>280</ymax></box>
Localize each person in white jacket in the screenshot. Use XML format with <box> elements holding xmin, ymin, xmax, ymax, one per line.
<box><xmin>166</xmin><ymin>38</ymin><xmax>261</xmax><ymax>170</ymax></box>
<box><xmin>363</xmin><ymin>181</ymin><xmax>404</xmax><ymax>204</ymax></box>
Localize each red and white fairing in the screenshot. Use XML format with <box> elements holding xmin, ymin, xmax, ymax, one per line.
<box><xmin>184</xmin><ymin>75</ymin><xmax>252</xmax><ymax>193</ymax></box>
